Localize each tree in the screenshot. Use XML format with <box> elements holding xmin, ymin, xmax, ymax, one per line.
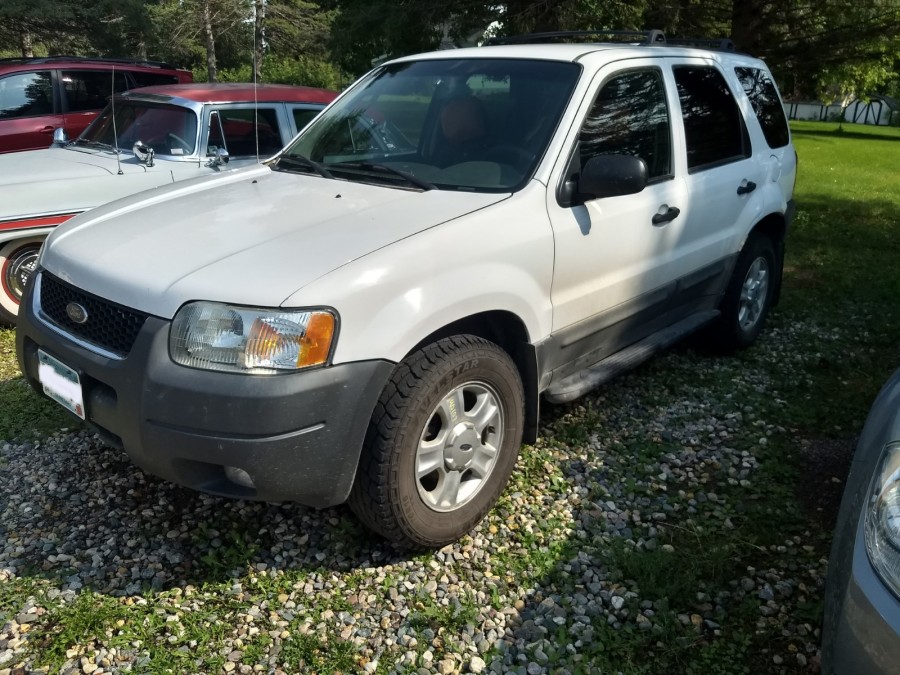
<box><xmin>324</xmin><ymin>0</ymin><xmax>899</xmax><ymax>100</ymax></box>
<box><xmin>147</xmin><ymin>0</ymin><xmax>251</xmax><ymax>80</ymax></box>
<box><xmin>254</xmin><ymin>0</ymin><xmax>266</xmax><ymax>82</ymax></box>
<box><xmin>0</xmin><ymin>0</ymin><xmax>152</xmax><ymax>58</ymax></box>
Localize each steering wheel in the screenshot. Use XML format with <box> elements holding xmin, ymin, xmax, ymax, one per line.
<box><xmin>166</xmin><ymin>132</ymin><xmax>192</xmax><ymax>154</ymax></box>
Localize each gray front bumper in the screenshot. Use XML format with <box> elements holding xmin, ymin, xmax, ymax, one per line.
<box><xmin>16</xmin><ymin>272</ymin><xmax>395</xmax><ymax>507</ymax></box>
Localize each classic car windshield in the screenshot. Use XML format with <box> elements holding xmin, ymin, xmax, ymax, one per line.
<box><xmin>77</xmin><ymin>102</ymin><xmax>199</xmax><ymax>156</ymax></box>
<box><xmin>280</xmin><ymin>58</ymin><xmax>581</xmax><ymax>192</ymax></box>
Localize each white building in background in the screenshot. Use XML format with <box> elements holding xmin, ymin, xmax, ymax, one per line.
<box><xmin>784</xmin><ymin>95</ymin><xmax>898</xmax><ymax>126</ymax></box>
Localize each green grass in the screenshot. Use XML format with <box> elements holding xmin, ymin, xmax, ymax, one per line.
<box><xmin>0</xmin><ymin>329</ymin><xmax>79</xmax><ymax>440</ymax></box>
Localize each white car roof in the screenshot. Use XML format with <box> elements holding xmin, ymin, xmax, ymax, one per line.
<box><xmin>388</xmin><ymin>42</ymin><xmax>765</xmax><ymax>68</ymax></box>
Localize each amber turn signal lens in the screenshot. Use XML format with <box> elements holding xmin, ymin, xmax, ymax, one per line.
<box><xmin>298</xmin><ymin>312</ymin><xmax>335</xmax><ymax>367</ymax></box>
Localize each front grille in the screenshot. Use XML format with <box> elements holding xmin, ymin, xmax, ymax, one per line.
<box><xmin>39</xmin><ymin>272</ymin><xmax>148</xmax><ymax>356</ymax></box>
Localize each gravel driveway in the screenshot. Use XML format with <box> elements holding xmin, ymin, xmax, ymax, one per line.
<box><xmin>0</xmin><ymin>319</ymin><xmax>852</xmax><ymax>674</ymax></box>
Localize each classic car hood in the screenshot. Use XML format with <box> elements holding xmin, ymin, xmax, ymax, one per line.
<box><xmin>41</xmin><ymin>165</ymin><xmax>509</xmax><ymax>318</ymax></box>
<box><xmin>0</xmin><ymin>147</ymin><xmax>182</xmax><ymax>221</ymax></box>
<box><xmin>0</xmin><ymin>147</ymin><xmax>130</xmax><ymax>182</ymax></box>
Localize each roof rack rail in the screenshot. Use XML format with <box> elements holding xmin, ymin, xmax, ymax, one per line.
<box><xmin>484</xmin><ymin>30</ymin><xmax>667</xmax><ymax>46</ymax></box>
<box><xmin>0</xmin><ymin>55</ymin><xmax>181</xmax><ymax>69</ymax></box>
<box><xmin>665</xmin><ymin>37</ymin><xmax>736</xmax><ymax>51</ymax></box>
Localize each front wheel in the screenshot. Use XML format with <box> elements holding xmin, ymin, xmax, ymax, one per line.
<box><xmin>705</xmin><ymin>233</ymin><xmax>777</xmax><ymax>352</ymax></box>
<box><xmin>0</xmin><ymin>237</ymin><xmax>44</xmax><ymax>326</ymax></box>
<box><xmin>349</xmin><ymin>335</ymin><xmax>525</xmax><ymax>548</ymax></box>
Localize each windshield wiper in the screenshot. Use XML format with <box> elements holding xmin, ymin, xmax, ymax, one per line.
<box><xmin>274</xmin><ymin>154</ymin><xmax>334</xmax><ymax>179</ymax></box>
<box><xmin>330</xmin><ymin>161</ymin><xmax>435</xmax><ymax>191</ymax></box>
<box><xmin>71</xmin><ymin>139</ymin><xmax>117</xmax><ymax>152</ymax></box>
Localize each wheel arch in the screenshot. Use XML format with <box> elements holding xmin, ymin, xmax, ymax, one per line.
<box><xmin>0</xmin><ymin>226</ymin><xmax>52</xmax><ymax>248</ymax></box>
<box><xmin>406</xmin><ymin>310</ymin><xmax>541</xmax><ymax>445</ymax></box>
<box><xmin>748</xmin><ymin>211</ymin><xmax>787</xmax><ymax>306</ymax></box>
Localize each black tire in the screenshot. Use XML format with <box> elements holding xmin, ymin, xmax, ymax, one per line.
<box><xmin>705</xmin><ymin>233</ymin><xmax>777</xmax><ymax>353</ymax></box>
<box><xmin>348</xmin><ymin>335</ymin><xmax>524</xmax><ymax>548</ymax></box>
<box><xmin>0</xmin><ymin>238</ymin><xmax>43</xmax><ymax>327</ymax></box>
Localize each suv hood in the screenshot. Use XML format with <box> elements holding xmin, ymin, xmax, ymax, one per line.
<box><xmin>41</xmin><ymin>165</ymin><xmax>509</xmax><ymax>318</ymax></box>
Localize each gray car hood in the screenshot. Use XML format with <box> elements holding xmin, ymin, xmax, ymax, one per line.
<box><xmin>0</xmin><ymin>147</ymin><xmax>177</xmax><ymax>221</ymax></box>
<box><xmin>41</xmin><ymin>165</ymin><xmax>508</xmax><ymax>318</ymax></box>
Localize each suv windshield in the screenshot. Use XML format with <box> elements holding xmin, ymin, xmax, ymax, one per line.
<box><xmin>281</xmin><ymin>58</ymin><xmax>580</xmax><ymax>192</ymax></box>
<box><xmin>76</xmin><ymin>102</ymin><xmax>199</xmax><ymax>156</ymax></box>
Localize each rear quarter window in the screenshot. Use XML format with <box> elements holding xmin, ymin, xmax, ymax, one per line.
<box><xmin>735</xmin><ymin>67</ymin><xmax>790</xmax><ymax>148</ymax></box>
<box><xmin>128</xmin><ymin>71</ymin><xmax>180</xmax><ymax>88</ymax></box>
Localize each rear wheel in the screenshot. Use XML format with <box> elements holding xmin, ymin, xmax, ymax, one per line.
<box><xmin>705</xmin><ymin>233</ymin><xmax>777</xmax><ymax>352</ymax></box>
<box><xmin>0</xmin><ymin>237</ymin><xmax>44</xmax><ymax>326</ymax></box>
<box><xmin>349</xmin><ymin>335</ymin><xmax>524</xmax><ymax>548</ymax></box>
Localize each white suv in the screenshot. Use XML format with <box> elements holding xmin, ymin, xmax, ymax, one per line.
<box><xmin>16</xmin><ymin>33</ymin><xmax>796</xmax><ymax>547</ymax></box>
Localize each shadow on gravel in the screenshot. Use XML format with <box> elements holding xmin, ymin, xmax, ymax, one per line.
<box><xmin>795</xmin><ymin>437</ymin><xmax>855</xmax><ymax>531</ymax></box>
<box><xmin>0</xmin><ymin>432</ymin><xmax>411</xmax><ymax>596</ymax></box>
<box><xmin>483</xmin><ymin>338</ymin><xmax>839</xmax><ymax>674</ymax></box>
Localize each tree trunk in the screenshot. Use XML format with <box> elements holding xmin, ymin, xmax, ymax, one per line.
<box><xmin>254</xmin><ymin>0</ymin><xmax>266</xmax><ymax>83</ymax></box>
<box><xmin>20</xmin><ymin>30</ymin><xmax>33</xmax><ymax>58</ymax></box>
<box><xmin>203</xmin><ymin>0</ymin><xmax>218</xmax><ymax>82</ymax></box>
<box><xmin>730</xmin><ymin>0</ymin><xmax>764</xmax><ymax>55</ymax></box>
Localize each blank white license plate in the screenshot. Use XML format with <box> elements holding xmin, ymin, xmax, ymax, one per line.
<box><xmin>37</xmin><ymin>350</ymin><xmax>85</xmax><ymax>420</ymax></box>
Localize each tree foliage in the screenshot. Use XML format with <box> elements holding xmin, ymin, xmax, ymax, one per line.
<box><xmin>0</xmin><ymin>0</ymin><xmax>339</xmax><ymax>87</ymax></box>
<box><xmin>0</xmin><ymin>0</ymin><xmax>897</xmax><ymax>100</ymax></box>
<box><xmin>327</xmin><ymin>0</ymin><xmax>900</xmax><ymax>99</ymax></box>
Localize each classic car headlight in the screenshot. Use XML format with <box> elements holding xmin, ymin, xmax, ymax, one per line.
<box><xmin>865</xmin><ymin>442</ymin><xmax>900</xmax><ymax>598</ymax></box>
<box><xmin>170</xmin><ymin>302</ymin><xmax>336</xmax><ymax>373</ymax></box>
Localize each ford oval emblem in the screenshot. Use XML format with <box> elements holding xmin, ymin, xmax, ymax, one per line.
<box><xmin>66</xmin><ymin>302</ymin><xmax>88</xmax><ymax>324</ymax></box>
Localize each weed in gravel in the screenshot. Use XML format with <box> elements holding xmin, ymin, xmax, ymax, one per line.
<box><xmin>409</xmin><ymin>590</ymin><xmax>479</xmax><ymax>633</ymax></box>
<box><xmin>30</xmin><ymin>591</ymin><xmax>128</xmax><ymax>668</ymax></box>
<box><xmin>280</xmin><ymin>631</ymin><xmax>358</xmax><ymax>672</ymax></box>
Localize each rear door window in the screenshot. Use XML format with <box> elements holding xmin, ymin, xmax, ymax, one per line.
<box><xmin>62</xmin><ymin>70</ymin><xmax>129</xmax><ymax>112</ymax></box>
<box><xmin>673</xmin><ymin>66</ymin><xmax>751</xmax><ymax>171</ymax></box>
<box><xmin>735</xmin><ymin>67</ymin><xmax>790</xmax><ymax>148</ymax></box>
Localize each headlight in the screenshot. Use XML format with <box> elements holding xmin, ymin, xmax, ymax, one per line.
<box><xmin>865</xmin><ymin>441</ymin><xmax>900</xmax><ymax>598</ymax></box>
<box><xmin>169</xmin><ymin>302</ymin><xmax>336</xmax><ymax>373</ymax></box>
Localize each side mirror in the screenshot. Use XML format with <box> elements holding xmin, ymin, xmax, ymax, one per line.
<box><xmin>50</xmin><ymin>128</ymin><xmax>68</xmax><ymax>147</ymax></box>
<box><xmin>133</xmin><ymin>141</ymin><xmax>155</xmax><ymax>167</ymax></box>
<box><xmin>215</xmin><ymin>147</ymin><xmax>230</xmax><ymax>166</ymax></box>
<box><xmin>575</xmin><ymin>154</ymin><xmax>649</xmax><ymax>204</ymax></box>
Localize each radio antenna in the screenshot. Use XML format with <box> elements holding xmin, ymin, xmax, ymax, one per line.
<box><xmin>111</xmin><ymin>66</ymin><xmax>123</xmax><ymax>175</ymax></box>
<box><xmin>253</xmin><ymin>4</ymin><xmax>260</xmax><ymax>164</ymax></box>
